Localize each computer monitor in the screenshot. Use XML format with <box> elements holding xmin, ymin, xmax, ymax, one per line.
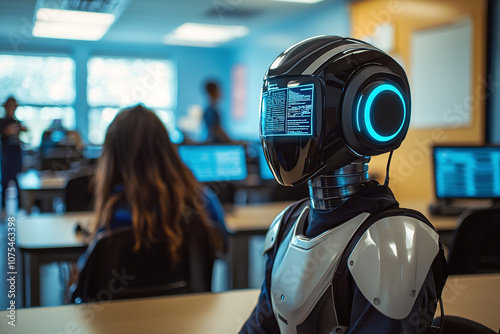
<box><xmin>178</xmin><ymin>144</ymin><xmax>248</xmax><ymax>183</ymax></box>
<box><xmin>433</xmin><ymin>146</ymin><xmax>500</xmax><ymax>199</ymax></box>
<box><xmin>258</xmin><ymin>147</ymin><xmax>275</xmax><ymax>181</ymax></box>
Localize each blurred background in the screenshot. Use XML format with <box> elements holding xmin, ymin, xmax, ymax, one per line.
<box><xmin>0</xmin><ymin>0</ymin><xmax>499</xmax><ymax>309</ymax></box>
<box><xmin>0</xmin><ymin>0</ymin><xmax>497</xmax><ymax>203</ymax></box>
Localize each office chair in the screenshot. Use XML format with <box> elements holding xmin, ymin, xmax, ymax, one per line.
<box><xmin>70</xmin><ymin>226</ymin><xmax>214</xmax><ymax>303</ymax></box>
<box><xmin>447</xmin><ymin>207</ymin><xmax>500</xmax><ymax>275</ymax></box>
<box><xmin>206</xmin><ymin>182</ymin><xmax>236</xmax><ymax>205</ymax></box>
<box><xmin>433</xmin><ymin>315</ymin><xmax>498</xmax><ymax>334</ymax></box>
<box><xmin>65</xmin><ymin>174</ymin><xmax>94</xmax><ymax>212</ymax></box>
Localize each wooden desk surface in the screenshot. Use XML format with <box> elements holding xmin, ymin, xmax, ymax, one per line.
<box><xmin>442</xmin><ymin>274</ymin><xmax>500</xmax><ymax>331</ymax></box>
<box><xmin>2</xmin><ymin>274</ymin><xmax>499</xmax><ymax>333</ymax></box>
<box><xmin>1</xmin><ymin>290</ymin><xmax>259</xmax><ymax>334</ymax></box>
<box><xmin>225</xmin><ymin>201</ymin><xmax>293</xmax><ymax>233</ymax></box>
<box><xmin>17</xmin><ymin>212</ymin><xmax>93</xmax><ymax>249</ymax></box>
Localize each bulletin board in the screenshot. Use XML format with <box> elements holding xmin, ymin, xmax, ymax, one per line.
<box><xmin>411</xmin><ymin>19</ymin><xmax>472</xmax><ymax>128</ymax></box>
<box><xmin>349</xmin><ymin>0</ymin><xmax>487</xmax><ymax>201</ymax></box>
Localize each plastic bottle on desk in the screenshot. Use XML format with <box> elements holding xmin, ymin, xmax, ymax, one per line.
<box><xmin>5</xmin><ymin>180</ymin><xmax>18</xmax><ymax>217</ymax></box>
<box><xmin>0</xmin><ymin>183</ymin><xmax>2</xmax><ymax>218</ymax></box>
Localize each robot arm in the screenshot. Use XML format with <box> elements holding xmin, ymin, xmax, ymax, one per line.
<box><xmin>348</xmin><ymin>215</ymin><xmax>440</xmax><ymax>320</ymax></box>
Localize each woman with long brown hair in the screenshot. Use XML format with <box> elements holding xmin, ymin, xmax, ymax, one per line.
<box><xmin>70</xmin><ymin>104</ymin><xmax>226</xmax><ymax>302</ymax></box>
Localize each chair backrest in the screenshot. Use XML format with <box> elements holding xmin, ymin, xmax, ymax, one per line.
<box><xmin>433</xmin><ymin>315</ymin><xmax>497</xmax><ymax>334</ymax></box>
<box><xmin>65</xmin><ymin>174</ymin><xmax>93</xmax><ymax>212</ymax></box>
<box><xmin>205</xmin><ymin>182</ymin><xmax>236</xmax><ymax>205</ymax></box>
<box><xmin>447</xmin><ymin>207</ymin><xmax>500</xmax><ymax>275</ymax></box>
<box><xmin>70</xmin><ymin>226</ymin><xmax>214</xmax><ymax>303</ymax></box>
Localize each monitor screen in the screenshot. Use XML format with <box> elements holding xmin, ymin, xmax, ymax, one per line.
<box><xmin>258</xmin><ymin>147</ymin><xmax>275</xmax><ymax>181</ymax></box>
<box><xmin>433</xmin><ymin>146</ymin><xmax>500</xmax><ymax>199</ymax></box>
<box><xmin>178</xmin><ymin>144</ymin><xmax>248</xmax><ymax>182</ymax></box>
<box><xmin>261</xmin><ymin>83</ymin><xmax>314</xmax><ymax>137</ymax></box>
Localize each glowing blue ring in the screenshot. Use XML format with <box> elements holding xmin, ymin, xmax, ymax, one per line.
<box><xmin>355</xmin><ymin>97</ymin><xmax>363</xmax><ymax>132</ymax></box>
<box><xmin>364</xmin><ymin>84</ymin><xmax>406</xmax><ymax>142</ymax></box>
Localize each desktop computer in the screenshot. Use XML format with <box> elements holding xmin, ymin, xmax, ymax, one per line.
<box><xmin>430</xmin><ymin>145</ymin><xmax>500</xmax><ymax>215</ymax></box>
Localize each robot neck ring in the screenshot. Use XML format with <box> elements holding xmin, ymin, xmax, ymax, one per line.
<box><xmin>308</xmin><ymin>161</ymin><xmax>369</xmax><ymax>210</ymax></box>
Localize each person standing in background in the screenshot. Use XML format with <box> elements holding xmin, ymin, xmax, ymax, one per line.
<box><xmin>0</xmin><ymin>96</ymin><xmax>26</xmax><ymax>208</ymax></box>
<box><xmin>203</xmin><ymin>80</ymin><xmax>231</xmax><ymax>143</ymax></box>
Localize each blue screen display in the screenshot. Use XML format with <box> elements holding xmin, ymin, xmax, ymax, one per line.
<box><xmin>178</xmin><ymin>145</ymin><xmax>248</xmax><ymax>182</ymax></box>
<box><xmin>261</xmin><ymin>83</ymin><xmax>314</xmax><ymax>137</ymax></box>
<box><xmin>434</xmin><ymin>146</ymin><xmax>500</xmax><ymax>199</ymax></box>
<box><xmin>258</xmin><ymin>148</ymin><xmax>275</xmax><ymax>181</ymax></box>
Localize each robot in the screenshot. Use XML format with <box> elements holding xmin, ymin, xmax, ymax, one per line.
<box><xmin>240</xmin><ymin>36</ymin><xmax>448</xmax><ymax>334</ymax></box>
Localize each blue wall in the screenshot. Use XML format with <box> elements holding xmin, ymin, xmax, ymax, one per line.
<box><xmin>0</xmin><ymin>38</ymin><xmax>232</xmax><ymax>142</ymax></box>
<box><xmin>226</xmin><ymin>1</ymin><xmax>350</xmax><ymax>140</ymax></box>
<box><xmin>6</xmin><ymin>0</ymin><xmax>497</xmax><ymax>144</ymax></box>
<box><xmin>0</xmin><ymin>1</ymin><xmax>351</xmax><ymax>143</ymax></box>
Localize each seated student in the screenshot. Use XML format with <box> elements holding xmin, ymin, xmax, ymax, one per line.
<box><xmin>69</xmin><ymin>104</ymin><xmax>226</xmax><ymax>302</ymax></box>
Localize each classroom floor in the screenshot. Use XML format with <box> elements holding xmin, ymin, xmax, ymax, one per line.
<box><xmin>0</xmin><ymin>218</ymin><xmax>265</xmax><ymax>309</ymax></box>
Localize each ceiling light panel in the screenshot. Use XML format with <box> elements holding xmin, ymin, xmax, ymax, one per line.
<box><xmin>163</xmin><ymin>23</ymin><xmax>249</xmax><ymax>47</ymax></box>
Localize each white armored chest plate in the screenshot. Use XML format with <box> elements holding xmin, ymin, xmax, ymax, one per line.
<box><xmin>270</xmin><ymin>207</ymin><xmax>370</xmax><ymax>334</ymax></box>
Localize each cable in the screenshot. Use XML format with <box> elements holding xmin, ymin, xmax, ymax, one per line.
<box><xmin>438</xmin><ymin>297</ymin><xmax>444</xmax><ymax>334</ymax></box>
<box><xmin>384</xmin><ymin>151</ymin><xmax>394</xmax><ymax>186</ymax></box>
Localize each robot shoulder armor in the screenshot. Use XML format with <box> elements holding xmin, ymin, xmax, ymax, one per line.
<box><xmin>263</xmin><ymin>203</ymin><xmax>296</xmax><ymax>254</ymax></box>
<box><xmin>348</xmin><ymin>215</ymin><xmax>440</xmax><ymax>319</ymax></box>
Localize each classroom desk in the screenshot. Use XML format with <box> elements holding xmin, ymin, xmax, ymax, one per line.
<box><xmin>224</xmin><ymin>201</ymin><xmax>293</xmax><ymax>289</ymax></box>
<box><xmin>16</xmin><ymin>212</ymin><xmax>92</xmax><ymax>307</ymax></box>
<box><xmin>224</xmin><ymin>199</ymin><xmax>459</xmax><ymax>289</ymax></box>
<box><xmin>16</xmin><ymin>200</ymin><xmax>459</xmax><ymax>307</ymax></box>
<box><xmin>15</xmin><ymin>202</ymin><xmax>291</xmax><ymax>307</ymax></box>
<box><xmin>17</xmin><ymin>170</ymin><xmax>68</xmax><ymax>212</ymax></box>
<box><xmin>1</xmin><ymin>274</ymin><xmax>499</xmax><ymax>333</ymax></box>
<box><xmin>442</xmin><ymin>274</ymin><xmax>500</xmax><ymax>332</ymax></box>
<box><xmin>1</xmin><ymin>289</ymin><xmax>259</xmax><ymax>334</ymax></box>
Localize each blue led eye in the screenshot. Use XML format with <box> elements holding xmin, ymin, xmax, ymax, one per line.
<box><xmin>363</xmin><ymin>84</ymin><xmax>406</xmax><ymax>142</ymax></box>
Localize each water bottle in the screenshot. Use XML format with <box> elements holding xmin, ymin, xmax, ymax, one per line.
<box><xmin>52</xmin><ymin>196</ymin><xmax>66</xmax><ymax>214</ymax></box>
<box><xmin>5</xmin><ymin>180</ymin><xmax>18</xmax><ymax>217</ymax></box>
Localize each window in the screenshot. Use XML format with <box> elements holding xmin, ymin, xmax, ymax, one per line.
<box><xmin>87</xmin><ymin>57</ymin><xmax>179</xmax><ymax>144</ymax></box>
<box><xmin>0</xmin><ymin>55</ymin><xmax>76</xmax><ymax>148</ymax></box>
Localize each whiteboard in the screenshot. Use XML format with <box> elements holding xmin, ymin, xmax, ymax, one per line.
<box><xmin>410</xmin><ymin>19</ymin><xmax>472</xmax><ymax>128</ymax></box>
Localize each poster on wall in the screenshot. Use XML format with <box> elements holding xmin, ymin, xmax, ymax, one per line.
<box><xmin>231</xmin><ymin>64</ymin><xmax>246</xmax><ymax>120</ymax></box>
<box><xmin>410</xmin><ymin>19</ymin><xmax>472</xmax><ymax>129</ymax></box>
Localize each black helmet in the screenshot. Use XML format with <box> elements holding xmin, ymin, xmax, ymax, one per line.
<box><xmin>260</xmin><ymin>35</ymin><xmax>411</xmax><ymax>186</ymax></box>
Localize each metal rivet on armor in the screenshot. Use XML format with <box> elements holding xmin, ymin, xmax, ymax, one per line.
<box><xmin>335</xmin><ymin>327</ymin><xmax>343</xmax><ymax>333</ymax></box>
<box><xmin>410</xmin><ymin>290</ymin><xmax>416</xmax><ymax>297</ymax></box>
<box><xmin>374</xmin><ymin>297</ymin><xmax>381</xmax><ymax>305</ymax></box>
<box><xmin>349</xmin><ymin>260</ymin><xmax>354</xmax><ymax>266</ymax></box>
<box><xmin>281</xmin><ymin>294</ymin><xmax>285</xmax><ymax>301</ymax></box>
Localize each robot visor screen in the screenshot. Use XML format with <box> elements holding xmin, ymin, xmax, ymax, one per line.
<box><xmin>261</xmin><ymin>82</ymin><xmax>314</xmax><ymax>137</ymax></box>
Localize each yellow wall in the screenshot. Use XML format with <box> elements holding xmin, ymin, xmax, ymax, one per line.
<box><xmin>350</xmin><ymin>0</ymin><xmax>488</xmax><ymax>201</ymax></box>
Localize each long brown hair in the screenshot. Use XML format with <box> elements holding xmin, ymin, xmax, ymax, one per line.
<box><xmin>92</xmin><ymin>105</ymin><xmax>221</xmax><ymax>264</ymax></box>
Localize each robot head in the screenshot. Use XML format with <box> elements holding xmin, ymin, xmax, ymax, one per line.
<box><xmin>260</xmin><ymin>36</ymin><xmax>411</xmax><ymax>186</ymax></box>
